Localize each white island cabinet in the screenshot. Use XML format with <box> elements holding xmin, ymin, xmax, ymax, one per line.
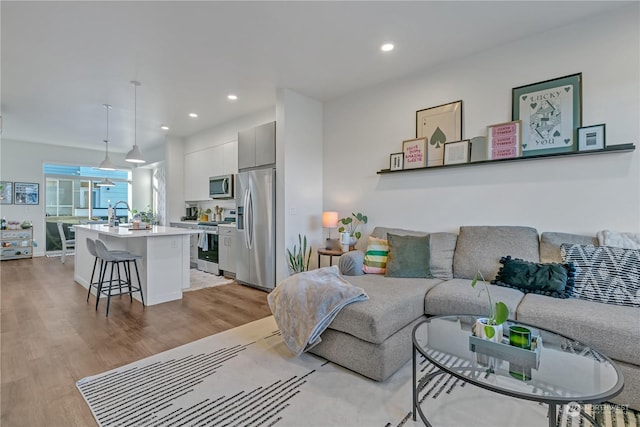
<box><xmin>73</xmin><ymin>224</ymin><xmax>201</xmax><ymax>306</ymax></box>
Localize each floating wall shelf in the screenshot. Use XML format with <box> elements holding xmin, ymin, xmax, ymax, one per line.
<box><xmin>377</xmin><ymin>143</ymin><xmax>636</xmax><ymax>175</ymax></box>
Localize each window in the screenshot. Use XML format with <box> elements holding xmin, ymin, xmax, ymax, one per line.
<box><xmin>43</xmin><ymin>164</ymin><xmax>131</xmax><ymax>252</ymax></box>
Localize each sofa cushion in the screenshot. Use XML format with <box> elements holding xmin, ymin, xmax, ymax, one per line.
<box><xmin>453</xmin><ymin>226</ymin><xmax>540</xmax><ymax>280</ymax></box>
<box><xmin>516</xmin><ymin>294</ymin><xmax>640</xmax><ymax>366</ymax></box>
<box><xmin>492</xmin><ymin>256</ymin><xmax>575</xmax><ymax>299</ymax></box>
<box><xmin>338</xmin><ymin>250</ymin><xmax>365</xmax><ymax>276</ymax></box>
<box><xmin>385</xmin><ymin>233</ymin><xmax>432</xmax><ymax>278</ymax></box>
<box><xmin>429</xmin><ymin>232</ymin><xmax>458</xmax><ymax>280</ymax></box>
<box><xmin>362</xmin><ymin>236</ymin><xmax>389</xmax><ymax>274</ymax></box>
<box><xmin>540</xmin><ymin>231</ymin><xmax>597</xmax><ymax>263</ymax></box>
<box><xmin>328</xmin><ymin>274</ymin><xmax>443</xmax><ymax>344</ymax></box>
<box><xmin>424</xmin><ymin>278</ymin><xmax>525</xmax><ymax>319</ymax></box>
<box><xmin>370</xmin><ymin>227</ymin><xmax>457</xmax><ymax>280</ymax></box>
<box><xmin>561</xmin><ymin>244</ymin><xmax>640</xmax><ymax>308</ymax></box>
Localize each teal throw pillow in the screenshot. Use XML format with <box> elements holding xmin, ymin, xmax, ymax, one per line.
<box><xmin>492</xmin><ymin>256</ymin><xmax>575</xmax><ymax>298</ymax></box>
<box><xmin>384</xmin><ymin>233</ymin><xmax>432</xmax><ymax>278</ymax></box>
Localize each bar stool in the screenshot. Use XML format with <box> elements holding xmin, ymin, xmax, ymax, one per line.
<box><xmin>85</xmin><ymin>238</ymin><xmax>130</xmax><ymax>303</ymax></box>
<box><xmin>93</xmin><ymin>239</ymin><xmax>145</xmax><ymax>316</ymax></box>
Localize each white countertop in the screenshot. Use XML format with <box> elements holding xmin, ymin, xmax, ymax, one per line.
<box><xmin>217</xmin><ymin>223</ymin><xmax>237</xmax><ymax>228</ymax></box>
<box><xmin>74</xmin><ymin>224</ymin><xmax>201</xmax><ymax>238</ymax></box>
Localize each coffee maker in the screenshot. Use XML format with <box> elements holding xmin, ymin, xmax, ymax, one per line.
<box><xmin>184</xmin><ymin>206</ymin><xmax>198</xmax><ymax>220</ymax></box>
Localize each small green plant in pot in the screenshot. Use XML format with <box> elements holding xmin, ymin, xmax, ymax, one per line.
<box><xmin>287</xmin><ymin>234</ymin><xmax>312</xmax><ymax>274</ymax></box>
<box><xmin>338</xmin><ymin>212</ymin><xmax>368</xmax><ymax>247</ymax></box>
<box><xmin>471</xmin><ymin>270</ymin><xmax>509</xmax><ymax>341</ymax></box>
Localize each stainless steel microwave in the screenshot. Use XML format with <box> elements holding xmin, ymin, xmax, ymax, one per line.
<box><xmin>209</xmin><ymin>174</ymin><xmax>234</xmax><ymax>199</ymax></box>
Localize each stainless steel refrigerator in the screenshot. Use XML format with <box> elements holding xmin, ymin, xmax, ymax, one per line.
<box><xmin>235</xmin><ymin>168</ymin><xmax>276</xmax><ymax>291</ymax></box>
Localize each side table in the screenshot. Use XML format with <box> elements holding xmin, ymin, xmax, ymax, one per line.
<box><xmin>317</xmin><ymin>248</ymin><xmax>344</xmax><ymax>268</ymax></box>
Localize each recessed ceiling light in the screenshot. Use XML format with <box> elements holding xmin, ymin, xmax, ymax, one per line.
<box><xmin>188</xmin><ymin>113</ymin><xmax>198</xmax><ymax>118</ymax></box>
<box><xmin>160</xmin><ymin>125</ymin><xmax>169</xmax><ymax>130</ymax></box>
<box><xmin>227</xmin><ymin>94</ymin><xmax>238</xmax><ymax>101</ymax></box>
<box><xmin>381</xmin><ymin>43</ymin><xmax>394</xmax><ymax>52</ymax></box>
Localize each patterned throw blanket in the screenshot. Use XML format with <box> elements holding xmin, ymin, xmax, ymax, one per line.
<box><xmin>267</xmin><ymin>266</ymin><xmax>368</xmax><ymax>356</ymax></box>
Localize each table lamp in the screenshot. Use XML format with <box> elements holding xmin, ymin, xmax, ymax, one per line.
<box><xmin>322</xmin><ymin>211</ymin><xmax>340</xmax><ymax>250</ymax></box>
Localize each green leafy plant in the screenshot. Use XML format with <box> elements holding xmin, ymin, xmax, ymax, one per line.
<box><xmin>471</xmin><ymin>270</ymin><xmax>509</xmax><ymax>339</ymax></box>
<box><xmin>337</xmin><ymin>212</ymin><xmax>368</xmax><ymax>239</ymax></box>
<box><xmin>287</xmin><ymin>234</ymin><xmax>312</xmax><ymax>273</ymax></box>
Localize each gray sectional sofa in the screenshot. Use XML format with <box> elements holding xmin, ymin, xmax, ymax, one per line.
<box><xmin>308</xmin><ymin>225</ymin><xmax>640</xmax><ymax>410</ymax></box>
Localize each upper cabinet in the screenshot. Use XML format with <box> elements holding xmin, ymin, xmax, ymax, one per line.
<box><xmin>238</xmin><ymin>121</ymin><xmax>276</xmax><ymax>170</ymax></box>
<box><xmin>184</xmin><ymin>141</ymin><xmax>238</xmax><ymax>201</ymax></box>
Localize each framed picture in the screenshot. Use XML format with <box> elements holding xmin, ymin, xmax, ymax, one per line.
<box><xmin>389</xmin><ymin>152</ymin><xmax>404</xmax><ymax>171</ymax></box>
<box><xmin>577</xmin><ymin>124</ymin><xmax>606</xmax><ymax>151</ymax></box>
<box><xmin>443</xmin><ymin>140</ymin><xmax>470</xmax><ymax>165</ymax></box>
<box><xmin>402</xmin><ymin>137</ymin><xmax>427</xmax><ymax>169</ymax></box>
<box><xmin>416</xmin><ymin>100</ymin><xmax>462</xmax><ymax>166</ymax></box>
<box><xmin>14</xmin><ymin>182</ymin><xmax>39</xmax><ymax>205</ymax></box>
<box><xmin>512</xmin><ymin>73</ymin><xmax>582</xmax><ymax>156</ymax></box>
<box><xmin>0</xmin><ymin>181</ymin><xmax>12</xmax><ymax>204</ymax></box>
<box><xmin>487</xmin><ymin>120</ymin><xmax>522</xmax><ymax>160</ymax></box>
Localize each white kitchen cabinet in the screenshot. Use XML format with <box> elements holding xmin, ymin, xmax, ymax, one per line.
<box><xmin>184</xmin><ymin>145</ymin><xmax>223</xmax><ymax>201</ymax></box>
<box><xmin>170</xmin><ymin>222</ymin><xmax>199</xmax><ymax>268</ymax></box>
<box><xmin>238</xmin><ymin>121</ymin><xmax>275</xmax><ymax>170</ymax></box>
<box><xmin>218</xmin><ymin>224</ymin><xmax>236</xmax><ymax>277</ymax></box>
<box><xmin>222</xmin><ymin>140</ymin><xmax>238</xmax><ymax>175</ymax></box>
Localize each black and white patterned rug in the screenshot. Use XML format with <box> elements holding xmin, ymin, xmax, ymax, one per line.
<box><xmin>77</xmin><ymin>317</ymin><xmax>639</xmax><ymax>427</ymax></box>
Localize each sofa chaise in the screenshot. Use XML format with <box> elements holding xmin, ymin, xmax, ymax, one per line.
<box><xmin>307</xmin><ymin>225</ymin><xmax>640</xmax><ymax>411</ymax></box>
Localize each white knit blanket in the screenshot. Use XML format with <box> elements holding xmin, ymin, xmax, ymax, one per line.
<box><xmin>267</xmin><ymin>265</ymin><xmax>368</xmax><ymax>356</ymax></box>
<box><xmin>597</xmin><ymin>230</ymin><xmax>640</xmax><ymax>249</ymax></box>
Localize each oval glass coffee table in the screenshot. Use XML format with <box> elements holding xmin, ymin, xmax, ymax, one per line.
<box><xmin>412</xmin><ymin>315</ymin><xmax>623</xmax><ymax>427</ymax></box>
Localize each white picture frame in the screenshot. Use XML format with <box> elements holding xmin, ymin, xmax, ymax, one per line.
<box><xmin>443</xmin><ymin>140</ymin><xmax>470</xmax><ymax>165</ymax></box>
<box><xmin>402</xmin><ymin>137</ymin><xmax>427</xmax><ymax>169</ymax></box>
<box><xmin>389</xmin><ymin>152</ymin><xmax>404</xmax><ymax>171</ymax></box>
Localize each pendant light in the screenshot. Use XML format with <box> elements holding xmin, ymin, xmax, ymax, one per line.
<box><xmin>98</xmin><ymin>104</ymin><xmax>116</xmax><ymax>170</ymax></box>
<box><xmin>96</xmin><ymin>177</ymin><xmax>115</xmax><ymax>187</ymax></box>
<box><xmin>125</xmin><ymin>80</ymin><xmax>146</xmax><ymax>164</ymax></box>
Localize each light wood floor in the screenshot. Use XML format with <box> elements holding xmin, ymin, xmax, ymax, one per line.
<box><xmin>1</xmin><ymin>256</ymin><xmax>272</xmax><ymax>426</ymax></box>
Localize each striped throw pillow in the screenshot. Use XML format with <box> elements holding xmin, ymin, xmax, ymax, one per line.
<box><xmin>363</xmin><ymin>236</ymin><xmax>389</xmax><ymax>274</ymax></box>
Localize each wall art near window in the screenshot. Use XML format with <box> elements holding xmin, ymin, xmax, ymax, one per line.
<box><xmin>0</xmin><ymin>181</ymin><xmax>12</xmax><ymax>204</ymax></box>
<box><xmin>389</xmin><ymin>152</ymin><xmax>404</xmax><ymax>171</ymax></box>
<box><xmin>487</xmin><ymin>120</ymin><xmax>522</xmax><ymax>160</ymax></box>
<box><xmin>14</xmin><ymin>182</ymin><xmax>39</xmax><ymax>205</ymax></box>
<box><xmin>577</xmin><ymin>124</ymin><xmax>606</xmax><ymax>151</ymax></box>
<box><xmin>512</xmin><ymin>73</ymin><xmax>582</xmax><ymax>156</ymax></box>
<box><xmin>416</xmin><ymin>100</ymin><xmax>462</xmax><ymax>166</ymax></box>
<box><xmin>443</xmin><ymin>140</ymin><xmax>470</xmax><ymax>165</ymax></box>
<box><xmin>402</xmin><ymin>138</ymin><xmax>427</xmax><ymax>169</ymax></box>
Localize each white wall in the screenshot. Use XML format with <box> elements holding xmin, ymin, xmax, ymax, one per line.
<box><xmin>276</xmin><ymin>89</ymin><xmax>324</xmax><ymax>281</ymax></box>
<box><xmin>164</xmin><ymin>135</ymin><xmax>185</xmax><ymax>223</ymax></box>
<box><xmin>323</xmin><ymin>4</ymin><xmax>640</xmax><ymax>237</ymax></box>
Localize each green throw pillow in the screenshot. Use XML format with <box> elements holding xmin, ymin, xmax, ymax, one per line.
<box><xmin>384</xmin><ymin>233</ymin><xmax>432</xmax><ymax>278</ymax></box>
<box><xmin>492</xmin><ymin>256</ymin><xmax>575</xmax><ymax>298</ymax></box>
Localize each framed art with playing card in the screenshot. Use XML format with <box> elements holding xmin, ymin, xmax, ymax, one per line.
<box><xmin>512</xmin><ymin>73</ymin><xmax>582</xmax><ymax>157</ymax></box>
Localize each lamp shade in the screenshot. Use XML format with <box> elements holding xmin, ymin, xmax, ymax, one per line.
<box><xmin>125</xmin><ymin>144</ymin><xmax>145</xmax><ymax>163</ymax></box>
<box><xmin>322</xmin><ymin>211</ymin><xmax>339</xmax><ymax>228</ymax></box>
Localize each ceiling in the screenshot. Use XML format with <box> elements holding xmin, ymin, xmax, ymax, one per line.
<box><xmin>1</xmin><ymin>1</ymin><xmax>631</xmax><ymax>155</ymax></box>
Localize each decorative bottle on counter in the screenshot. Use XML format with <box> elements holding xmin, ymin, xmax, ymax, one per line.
<box><xmin>1</xmin><ymin>217</ymin><xmax>6</xmax><ymax>230</ymax></box>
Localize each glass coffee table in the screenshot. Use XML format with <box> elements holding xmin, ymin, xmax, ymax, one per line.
<box><xmin>412</xmin><ymin>315</ymin><xmax>624</xmax><ymax>427</ymax></box>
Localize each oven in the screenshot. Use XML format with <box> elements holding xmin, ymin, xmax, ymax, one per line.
<box><xmin>197</xmin><ymin>222</ymin><xmax>220</xmax><ymax>275</ymax></box>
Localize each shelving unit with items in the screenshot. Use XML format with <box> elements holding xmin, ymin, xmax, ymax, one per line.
<box><xmin>1</xmin><ymin>227</ymin><xmax>33</xmax><ymax>260</ymax></box>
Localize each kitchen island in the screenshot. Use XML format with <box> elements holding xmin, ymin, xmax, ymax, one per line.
<box><xmin>73</xmin><ymin>224</ymin><xmax>201</xmax><ymax>306</ymax></box>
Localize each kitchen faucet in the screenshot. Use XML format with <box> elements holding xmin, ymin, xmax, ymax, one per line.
<box><xmin>110</xmin><ymin>200</ymin><xmax>131</xmax><ymax>226</ymax></box>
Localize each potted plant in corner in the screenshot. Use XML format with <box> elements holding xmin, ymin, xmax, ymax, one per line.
<box><xmin>287</xmin><ymin>234</ymin><xmax>312</xmax><ymax>274</ymax></box>
<box><xmin>338</xmin><ymin>212</ymin><xmax>368</xmax><ymax>249</ymax></box>
<box><xmin>471</xmin><ymin>270</ymin><xmax>509</xmax><ymax>342</ymax></box>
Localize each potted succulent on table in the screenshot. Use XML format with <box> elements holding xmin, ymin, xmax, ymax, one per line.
<box><xmin>471</xmin><ymin>271</ymin><xmax>509</xmax><ymax>342</ymax></box>
<box><xmin>338</xmin><ymin>212</ymin><xmax>368</xmax><ymax>249</ymax></box>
